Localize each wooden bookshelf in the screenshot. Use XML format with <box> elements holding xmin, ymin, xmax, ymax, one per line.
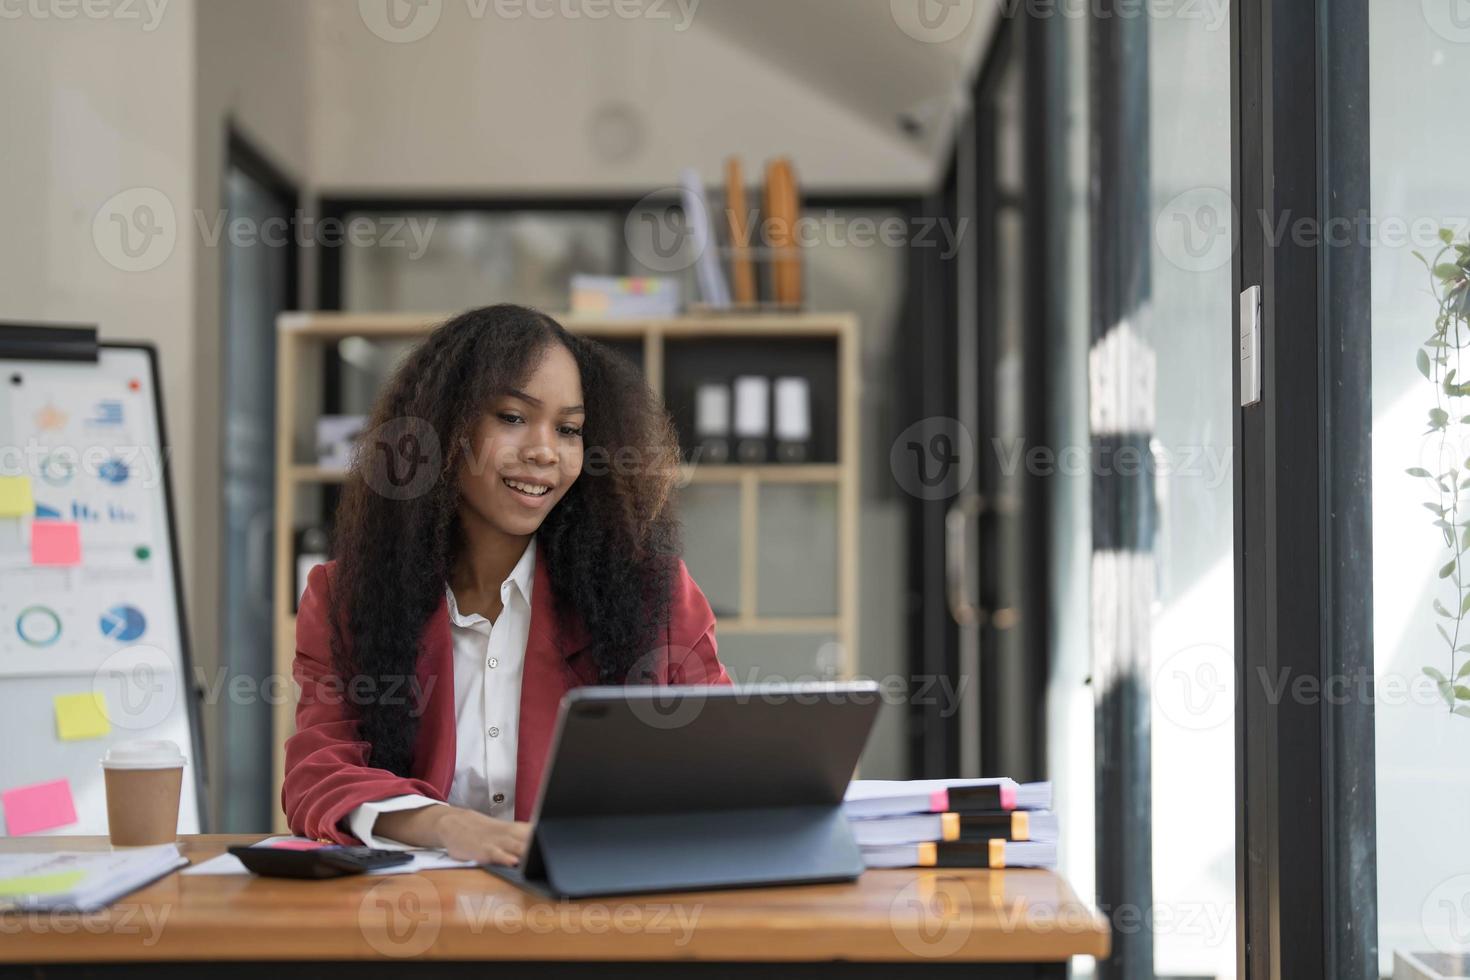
<box><xmin>272</xmin><ymin>312</ymin><xmax>860</xmax><ymax>830</ymax></box>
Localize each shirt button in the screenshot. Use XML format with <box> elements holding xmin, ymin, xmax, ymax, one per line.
<box><xmin>488</xmin><ymin>657</ymin><xmax>498</xmax><ymax>669</ymax></box>
<box><xmin>493</xmin><ymin>793</ymin><xmax>505</xmax><ymax>805</ymax></box>
<box><xmin>488</xmin><ymin>726</ymin><xmax>499</xmax><ymax>738</ymax></box>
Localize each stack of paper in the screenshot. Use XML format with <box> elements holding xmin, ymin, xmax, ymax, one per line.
<box><xmin>0</xmin><ymin>844</ymin><xmax>185</xmax><ymax>912</ymax></box>
<box><xmin>845</xmin><ymin>778</ymin><xmax>1058</xmax><ymax>870</ymax></box>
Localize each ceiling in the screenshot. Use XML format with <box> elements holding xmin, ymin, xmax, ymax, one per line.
<box><xmin>694</xmin><ymin>0</ymin><xmax>999</xmax><ymax>181</ymax></box>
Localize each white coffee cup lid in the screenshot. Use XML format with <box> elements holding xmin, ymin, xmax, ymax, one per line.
<box><xmin>101</xmin><ymin>739</ymin><xmax>186</xmax><ymax>770</ymax></box>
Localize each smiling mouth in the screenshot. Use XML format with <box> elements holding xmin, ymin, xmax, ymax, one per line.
<box><xmin>503</xmin><ymin>477</ymin><xmax>552</xmax><ymax>498</ymax></box>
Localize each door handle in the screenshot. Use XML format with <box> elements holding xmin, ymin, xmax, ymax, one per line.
<box><xmin>946</xmin><ymin>494</ymin><xmax>984</xmax><ymax>627</ymax></box>
<box><xmin>946</xmin><ymin>493</ymin><xmax>1020</xmax><ymax>630</ymax></box>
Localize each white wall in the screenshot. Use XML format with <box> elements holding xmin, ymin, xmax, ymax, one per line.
<box><xmin>0</xmin><ymin>0</ymin><xmax>197</xmax><ymax>497</ymax></box>
<box><xmin>0</xmin><ymin>2</ymin><xmax>199</xmax><ymax>602</ymax></box>
<box><xmin>306</xmin><ymin>0</ymin><xmax>935</xmax><ymax>193</ymax></box>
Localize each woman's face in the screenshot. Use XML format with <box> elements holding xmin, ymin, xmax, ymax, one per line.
<box><xmin>458</xmin><ymin>342</ymin><xmax>585</xmax><ymax>538</ymax></box>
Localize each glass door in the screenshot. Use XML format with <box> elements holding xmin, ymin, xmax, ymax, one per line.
<box><xmin>220</xmin><ymin>134</ymin><xmax>296</xmax><ymax>831</ymax></box>
<box><xmin>971</xmin><ymin>26</ymin><xmax>1042</xmax><ymax>784</ymax></box>
<box><xmin>1369</xmin><ymin>4</ymin><xmax>1470</xmax><ymax>976</ymax></box>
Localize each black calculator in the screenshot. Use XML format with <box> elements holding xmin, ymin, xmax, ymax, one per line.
<box><xmin>228</xmin><ymin>845</ymin><xmax>415</xmax><ymax>879</ymax></box>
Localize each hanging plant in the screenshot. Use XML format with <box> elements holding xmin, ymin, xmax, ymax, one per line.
<box><xmin>1410</xmin><ymin>227</ymin><xmax>1470</xmax><ymax>717</ymax></box>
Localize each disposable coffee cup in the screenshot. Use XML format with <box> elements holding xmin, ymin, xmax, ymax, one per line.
<box><xmin>101</xmin><ymin>739</ymin><xmax>185</xmax><ymax>847</ymax></box>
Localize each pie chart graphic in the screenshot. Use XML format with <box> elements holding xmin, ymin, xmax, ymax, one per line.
<box><xmin>40</xmin><ymin>453</ymin><xmax>75</xmax><ymax>487</ymax></box>
<box><xmin>99</xmin><ymin>458</ymin><xmax>130</xmax><ymax>485</ymax></box>
<box><xmin>100</xmin><ymin>604</ymin><xmax>147</xmax><ymax>642</ymax></box>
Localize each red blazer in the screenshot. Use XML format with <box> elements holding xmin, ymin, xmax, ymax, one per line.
<box><xmin>282</xmin><ymin>554</ymin><xmax>730</xmax><ymax>842</ymax></box>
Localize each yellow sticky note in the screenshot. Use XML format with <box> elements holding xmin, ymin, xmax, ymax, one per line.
<box><xmin>54</xmin><ymin>692</ymin><xmax>110</xmax><ymax>741</ymax></box>
<box><xmin>0</xmin><ymin>870</ymin><xmax>85</xmax><ymax>898</ymax></box>
<box><xmin>0</xmin><ymin>476</ymin><xmax>33</xmax><ymax>518</ymax></box>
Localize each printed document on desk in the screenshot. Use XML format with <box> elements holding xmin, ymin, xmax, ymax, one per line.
<box><xmin>182</xmin><ymin>837</ymin><xmax>478</xmax><ymax>875</ymax></box>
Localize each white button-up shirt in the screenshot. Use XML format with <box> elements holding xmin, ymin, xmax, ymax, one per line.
<box><xmin>347</xmin><ymin>537</ymin><xmax>536</xmax><ymax>848</ymax></box>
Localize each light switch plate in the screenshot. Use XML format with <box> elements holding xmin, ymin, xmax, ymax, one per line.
<box><xmin>1240</xmin><ymin>285</ymin><xmax>1261</xmax><ymax>407</ymax></box>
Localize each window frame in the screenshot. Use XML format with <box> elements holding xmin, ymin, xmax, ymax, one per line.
<box><xmin>1231</xmin><ymin>0</ymin><xmax>1378</xmax><ymax>977</ymax></box>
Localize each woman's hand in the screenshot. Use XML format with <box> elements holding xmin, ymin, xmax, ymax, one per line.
<box><xmin>374</xmin><ymin>804</ymin><xmax>532</xmax><ymax>866</ymax></box>
<box><xmin>432</xmin><ymin>807</ymin><xmax>532</xmax><ymax>866</ymax></box>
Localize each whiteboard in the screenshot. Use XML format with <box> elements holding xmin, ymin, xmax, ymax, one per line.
<box><xmin>0</xmin><ymin>344</ymin><xmax>204</xmax><ymax>836</ymax></box>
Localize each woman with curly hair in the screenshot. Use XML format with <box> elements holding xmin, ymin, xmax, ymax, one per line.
<box><xmin>282</xmin><ymin>305</ymin><xmax>729</xmax><ymax>865</ymax></box>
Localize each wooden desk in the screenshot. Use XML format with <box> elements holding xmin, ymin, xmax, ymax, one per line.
<box><xmin>1</xmin><ymin>835</ymin><xmax>1109</xmax><ymax>978</ymax></box>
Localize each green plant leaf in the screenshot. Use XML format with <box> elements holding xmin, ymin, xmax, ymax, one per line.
<box><xmin>1431</xmin><ymin>408</ymin><xmax>1451</xmax><ymax>429</ymax></box>
<box><xmin>1426</xmin><ymin>666</ymin><xmax>1450</xmax><ymax>683</ymax></box>
<box><xmin>1439</xmin><ymin>622</ymin><xmax>1454</xmax><ymax>644</ymax></box>
<box><xmin>1458</xmin><ymin>591</ymin><xmax>1470</xmax><ymax>615</ymax></box>
<box><xmin>1408</xmin><ymin>466</ymin><xmax>1434</xmax><ymax>477</ymax></box>
<box><xmin>1458</xmin><ymin>659</ymin><xmax>1470</xmax><ymax>678</ymax></box>
<box><xmin>1455</xmin><ymin>706</ymin><xmax>1470</xmax><ymax>719</ymax></box>
<box><xmin>1454</xmin><ymin>685</ymin><xmax>1470</xmax><ymax>700</ymax></box>
<box><xmin>1440</xmin><ymin>681</ymin><xmax>1456</xmax><ymax>707</ymax></box>
<box><xmin>1426</xmin><ymin>502</ymin><xmax>1448</xmax><ymax>516</ymax></box>
<box><xmin>1438</xmin><ymin>263</ymin><xmax>1464</xmax><ymax>282</ymax></box>
<box><xmin>1442</xmin><ymin>227</ymin><xmax>1456</xmax><ymax>245</ymax></box>
<box><xmin>1419</xmin><ymin>349</ymin><xmax>1434</xmax><ymax>379</ymax></box>
<box><xmin>1441</xmin><ymin>560</ymin><xmax>1458</xmax><ymax>579</ymax></box>
<box><xmin>1435</xmin><ymin>598</ymin><xmax>1455</xmax><ymax>617</ymax></box>
<box><xmin>1454</xmin><ymin>287</ymin><xmax>1470</xmax><ymax>318</ymax></box>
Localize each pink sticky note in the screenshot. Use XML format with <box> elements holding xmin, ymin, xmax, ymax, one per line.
<box><xmin>2</xmin><ymin>778</ymin><xmax>78</xmax><ymax>836</ymax></box>
<box><xmin>31</xmin><ymin>521</ymin><xmax>81</xmax><ymax>567</ymax></box>
<box><xmin>267</xmin><ymin>839</ymin><xmax>328</xmax><ymax>851</ymax></box>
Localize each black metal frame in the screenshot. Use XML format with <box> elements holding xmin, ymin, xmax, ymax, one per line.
<box><xmin>907</xmin><ymin>177</ymin><xmax>962</xmax><ymax>779</ymax></box>
<box><xmin>225</xmin><ymin>126</ymin><xmax>301</xmax><ymax>310</ymax></box>
<box><xmin>971</xmin><ymin>23</ymin><xmax>1008</xmax><ymax>781</ymax></box>
<box><xmin>970</xmin><ymin>14</ymin><xmax>1053</xmax><ymax>784</ymax></box>
<box><xmin>1232</xmin><ymin>0</ymin><xmax>1377</xmax><ymax>977</ymax></box>
<box><xmin>1088</xmin><ymin>4</ymin><xmax>1154</xmax><ymax>977</ymax></box>
<box><xmin>1016</xmin><ymin>7</ymin><xmax>1054</xmax><ymax>786</ymax></box>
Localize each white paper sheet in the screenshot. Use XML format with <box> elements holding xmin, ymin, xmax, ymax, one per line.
<box><xmin>182</xmin><ymin>837</ymin><xmax>479</xmax><ymax>876</ymax></box>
